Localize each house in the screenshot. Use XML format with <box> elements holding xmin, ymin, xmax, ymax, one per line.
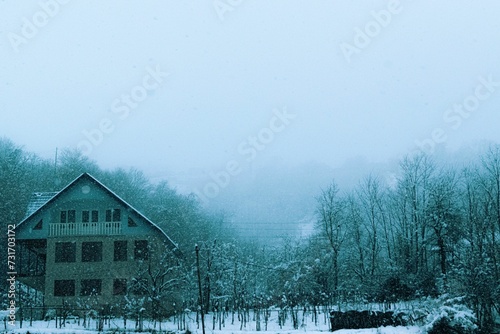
<box><xmin>16</xmin><ymin>173</ymin><xmax>181</xmax><ymax>312</ymax></box>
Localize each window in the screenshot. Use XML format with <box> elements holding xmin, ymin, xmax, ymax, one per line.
<box><xmin>82</xmin><ymin>211</ymin><xmax>90</xmax><ymax>223</ymax></box>
<box><xmin>82</xmin><ymin>242</ymin><xmax>102</xmax><ymax>262</ymax></box>
<box><xmin>113</xmin><ymin>209</ymin><xmax>121</xmax><ymax>221</ymax></box>
<box><xmin>80</xmin><ymin>279</ymin><xmax>102</xmax><ymax>296</ymax></box>
<box><xmin>113</xmin><ymin>279</ymin><xmax>127</xmax><ymax>295</ymax></box>
<box><xmin>134</xmin><ymin>240</ymin><xmax>149</xmax><ymax>260</ymax></box>
<box><xmin>91</xmin><ymin>210</ymin><xmax>99</xmax><ymax>222</ymax></box>
<box><xmin>54</xmin><ymin>280</ymin><xmax>75</xmax><ymax>296</ymax></box>
<box><xmin>106</xmin><ymin>209</ymin><xmax>121</xmax><ymax>222</ymax></box>
<box><xmin>114</xmin><ymin>240</ymin><xmax>127</xmax><ymax>261</ymax></box>
<box><xmin>68</xmin><ymin>210</ymin><xmax>76</xmax><ymax>223</ymax></box>
<box><xmin>55</xmin><ymin>242</ymin><xmax>76</xmax><ymax>263</ymax></box>
<box><xmin>60</xmin><ymin>210</ymin><xmax>76</xmax><ymax>223</ymax></box>
<box><xmin>34</xmin><ymin>219</ymin><xmax>43</xmax><ymax>230</ymax></box>
<box><xmin>60</xmin><ymin>211</ymin><xmax>67</xmax><ymax>223</ymax></box>
<box><xmin>128</xmin><ymin>217</ymin><xmax>138</xmax><ymax>227</ymax></box>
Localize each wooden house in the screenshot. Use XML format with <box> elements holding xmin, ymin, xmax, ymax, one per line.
<box><xmin>16</xmin><ymin>173</ymin><xmax>180</xmax><ymax>311</ymax></box>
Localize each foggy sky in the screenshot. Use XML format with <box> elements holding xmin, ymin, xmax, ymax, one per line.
<box><xmin>2</xmin><ymin>1</ymin><xmax>500</xmax><ymax>230</ymax></box>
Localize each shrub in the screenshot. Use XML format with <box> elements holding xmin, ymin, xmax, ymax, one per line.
<box><xmin>414</xmin><ymin>273</ymin><xmax>439</xmax><ymax>298</ymax></box>
<box><xmin>376</xmin><ymin>276</ymin><xmax>413</xmax><ymax>302</ymax></box>
<box><xmin>422</xmin><ymin>295</ymin><xmax>477</xmax><ymax>334</ymax></box>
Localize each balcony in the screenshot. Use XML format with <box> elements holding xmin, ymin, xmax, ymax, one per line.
<box><xmin>49</xmin><ymin>222</ymin><xmax>122</xmax><ymax>237</ymax></box>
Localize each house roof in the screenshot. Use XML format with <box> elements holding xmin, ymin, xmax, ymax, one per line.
<box><xmin>25</xmin><ymin>192</ymin><xmax>59</xmax><ymax>217</ymax></box>
<box><xmin>18</xmin><ymin>173</ymin><xmax>181</xmax><ymax>256</ymax></box>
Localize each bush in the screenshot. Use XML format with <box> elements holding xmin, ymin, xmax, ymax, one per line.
<box><xmin>376</xmin><ymin>276</ymin><xmax>413</xmax><ymax>302</ymax></box>
<box><xmin>414</xmin><ymin>273</ymin><xmax>439</xmax><ymax>298</ymax></box>
<box><xmin>422</xmin><ymin>295</ymin><xmax>477</xmax><ymax>334</ymax></box>
<box><xmin>428</xmin><ymin>317</ymin><xmax>470</xmax><ymax>334</ymax></box>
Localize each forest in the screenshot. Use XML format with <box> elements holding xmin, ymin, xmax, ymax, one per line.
<box><xmin>0</xmin><ymin>137</ymin><xmax>499</xmax><ymax>333</ymax></box>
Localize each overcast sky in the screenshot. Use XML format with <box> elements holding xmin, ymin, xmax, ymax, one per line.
<box><xmin>2</xmin><ymin>1</ymin><xmax>500</xmax><ymax>225</ymax></box>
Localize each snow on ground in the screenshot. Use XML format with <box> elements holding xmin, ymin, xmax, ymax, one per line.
<box><xmin>332</xmin><ymin>329</ymin><xmax>421</xmax><ymax>334</ymax></box>
<box><xmin>4</xmin><ymin>323</ymin><xmax>423</xmax><ymax>334</ymax></box>
<box><xmin>4</xmin><ymin>313</ymin><xmax>423</xmax><ymax>334</ymax></box>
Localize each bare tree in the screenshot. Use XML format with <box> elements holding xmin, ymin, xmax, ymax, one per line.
<box><xmin>425</xmin><ymin>170</ymin><xmax>461</xmax><ymax>278</ymax></box>
<box><xmin>130</xmin><ymin>245</ymin><xmax>186</xmax><ymax>328</ymax></box>
<box><xmin>357</xmin><ymin>174</ymin><xmax>386</xmax><ymax>277</ymax></box>
<box><xmin>316</xmin><ymin>181</ymin><xmax>348</xmax><ymax>294</ymax></box>
<box><xmin>397</xmin><ymin>154</ymin><xmax>435</xmax><ymax>274</ymax></box>
<box><xmin>460</xmin><ymin>164</ymin><xmax>498</xmax><ymax>330</ymax></box>
<box><xmin>480</xmin><ymin>145</ymin><xmax>500</xmax><ymax>280</ymax></box>
<box><xmin>345</xmin><ymin>194</ymin><xmax>366</xmax><ymax>281</ymax></box>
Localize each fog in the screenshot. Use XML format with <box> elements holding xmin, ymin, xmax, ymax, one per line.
<box><xmin>2</xmin><ymin>1</ymin><xmax>500</xmax><ymax>234</ymax></box>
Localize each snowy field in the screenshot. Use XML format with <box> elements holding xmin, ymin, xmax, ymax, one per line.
<box><xmin>3</xmin><ymin>311</ymin><xmax>422</xmax><ymax>334</ymax></box>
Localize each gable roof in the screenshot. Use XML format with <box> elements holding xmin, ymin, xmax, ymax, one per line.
<box><xmin>18</xmin><ymin>173</ymin><xmax>181</xmax><ymax>256</ymax></box>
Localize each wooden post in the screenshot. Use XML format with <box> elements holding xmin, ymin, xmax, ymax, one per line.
<box><xmin>195</xmin><ymin>245</ymin><xmax>206</xmax><ymax>334</ymax></box>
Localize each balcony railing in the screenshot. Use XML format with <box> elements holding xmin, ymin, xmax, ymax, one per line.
<box><xmin>49</xmin><ymin>222</ymin><xmax>122</xmax><ymax>237</ymax></box>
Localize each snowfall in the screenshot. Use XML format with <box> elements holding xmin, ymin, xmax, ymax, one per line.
<box><xmin>2</xmin><ymin>311</ymin><xmax>423</xmax><ymax>334</ymax></box>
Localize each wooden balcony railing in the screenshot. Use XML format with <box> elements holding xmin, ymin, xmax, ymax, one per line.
<box><xmin>49</xmin><ymin>222</ymin><xmax>122</xmax><ymax>237</ymax></box>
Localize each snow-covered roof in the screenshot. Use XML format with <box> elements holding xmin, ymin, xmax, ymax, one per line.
<box><xmin>25</xmin><ymin>192</ymin><xmax>58</xmax><ymax>217</ymax></box>
<box><xmin>18</xmin><ymin>173</ymin><xmax>181</xmax><ymax>256</ymax></box>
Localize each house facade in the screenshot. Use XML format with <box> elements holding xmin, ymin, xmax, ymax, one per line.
<box><xmin>16</xmin><ymin>173</ymin><xmax>180</xmax><ymax>311</ymax></box>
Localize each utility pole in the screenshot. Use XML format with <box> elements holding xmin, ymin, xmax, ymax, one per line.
<box><xmin>195</xmin><ymin>244</ymin><xmax>206</xmax><ymax>334</ymax></box>
<box><xmin>54</xmin><ymin>147</ymin><xmax>58</xmax><ymax>179</ymax></box>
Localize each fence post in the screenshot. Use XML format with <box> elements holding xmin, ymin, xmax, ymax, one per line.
<box><xmin>195</xmin><ymin>244</ymin><xmax>206</xmax><ymax>334</ymax></box>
